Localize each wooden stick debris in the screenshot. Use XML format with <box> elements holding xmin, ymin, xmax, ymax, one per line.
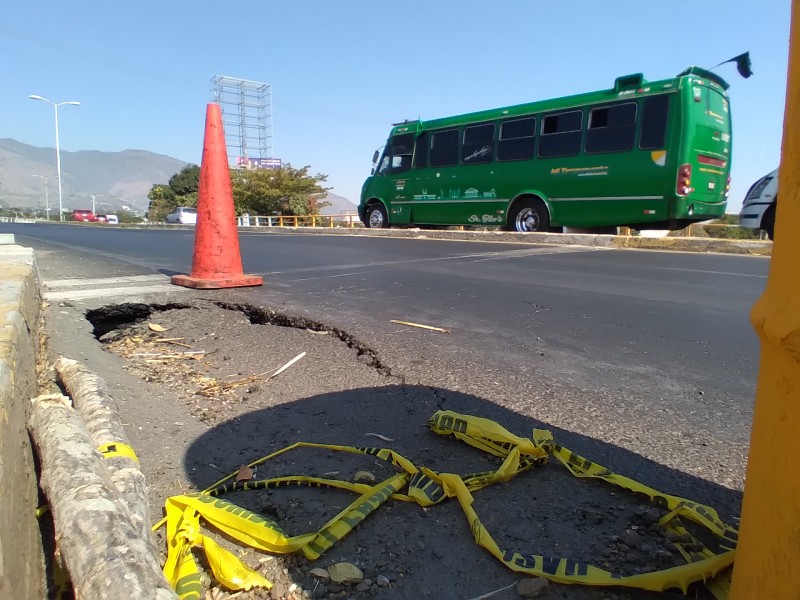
<box><xmin>466</xmin><ymin>583</ymin><xmax>515</xmax><ymax>600</ymax></box>
<box><xmin>153</xmin><ymin>338</ymin><xmax>193</xmax><ymax>348</ymax></box>
<box><xmin>390</xmin><ymin>320</ymin><xmax>449</xmax><ymax>333</ymax></box>
<box><xmin>265</xmin><ymin>352</ymin><xmax>306</xmax><ymax>381</ymax></box>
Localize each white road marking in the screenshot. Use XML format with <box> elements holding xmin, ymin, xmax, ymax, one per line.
<box><xmin>45</xmin><ymin>274</ymin><xmax>169</xmax><ymax>287</ymax></box>
<box><xmin>661</xmin><ymin>267</ymin><xmax>767</xmax><ymax>278</ymax></box>
<box><xmin>44</xmin><ymin>284</ymin><xmax>190</xmax><ymax>301</ymax></box>
<box><xmin>268</xmin><ymin>245</ymin><xmax>605</xmax><ymax>276</ymax></box>
<box><xmin>470</xmin><ymin>246</ymin><xmax>605</xmax><ymax>262</ymax></box>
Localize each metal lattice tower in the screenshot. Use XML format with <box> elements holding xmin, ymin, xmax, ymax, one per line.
<box><xmin>211</xmin><ymin>76</ymin><xmax>273</xmax><ymax>168</ymax></box>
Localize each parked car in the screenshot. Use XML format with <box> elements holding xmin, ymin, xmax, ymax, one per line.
<box><xmin>95</xmin><ymin>214</ymin><xmax>119</xmax><ymax>224</ymax></box>
<box><xmin>739</xmin><ymin>168</ymin><xmax>778</xmax><ymax>240</ymax></box>
<box><xmin>71</xmin><ymin>209</ymin><xmax>96</xmax><ymax>222</ymax></box>
<box><xmin>165</xmin><ymin>207</ymin><xmax>197</xmax><ymax>225</ymax></box>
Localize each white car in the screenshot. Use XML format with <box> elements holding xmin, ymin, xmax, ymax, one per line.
<box><xmin>166</xmin><ymin>207</ymin><xmax>198</xmax><ymax>225</ymax></box>
<box><xmin>739</xmin><ymin>169</ymin><xmax>777</xmax><ymax>240</ymax></box>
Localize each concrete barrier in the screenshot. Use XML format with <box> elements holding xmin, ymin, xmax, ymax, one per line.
<box><xmin>0</xmin><ymin>236</ymin><xmax>46</xmax><ymax>598</ymax></box>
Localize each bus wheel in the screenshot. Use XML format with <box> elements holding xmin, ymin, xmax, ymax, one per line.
<box><xmin>366</xmin><ymin>204</ymin><xmax>389</xmax><ymax>229</ymax></box>
<box><xmin>762</xmin><ymin>204</ymin><xmax>776</xmax><ymax>240</ymax></box>
<box><xmin>510</xmin><ymin>199</ymin><xmax>549</xmax><ymax>232</ymax></box>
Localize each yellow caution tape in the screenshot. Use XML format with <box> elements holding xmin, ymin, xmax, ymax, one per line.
<box><xmin>158</xmin><ymin>411</ymin><xmax>737</xmax><ymax>599</ymax></box>
<box><xmin>97</xmin><ymin>441</ymin><xmax>139</xmax><ymax>463</ymax></box>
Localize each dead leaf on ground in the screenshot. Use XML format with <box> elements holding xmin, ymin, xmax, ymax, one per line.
<box><xmin>148</xmin><ymin>322</ymin><xmax>169</xmax><ymax>332</ymax></box>
<box><xmin>235</xmin><ymin>465</ymin><xmax>254</xmax><ymax>482</ymax></box>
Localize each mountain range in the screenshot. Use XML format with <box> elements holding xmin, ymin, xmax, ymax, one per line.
<box><xmin>0</xmin><ymin>138</ymin><xmax>188</xmax><ymax>214</ymax></box>
<box><xmin>0</xmin><ymin>138</ymin><xmax>357</xmax><ymax>216</ymax></box>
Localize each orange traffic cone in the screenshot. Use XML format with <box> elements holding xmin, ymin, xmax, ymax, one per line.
<box><xmin>171</xmin><ymin>103</ymin><xmax>263</xmax><ymax>289</ymax></box>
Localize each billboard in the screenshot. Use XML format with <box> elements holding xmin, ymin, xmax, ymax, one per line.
<box><xmin>236</xmin><ymin>157</ymin><xmax>282</xmax><ymax>170</ymax></box>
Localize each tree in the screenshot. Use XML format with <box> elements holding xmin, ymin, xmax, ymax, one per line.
<box><xmin>146</xmin><ymin>162</ymin><xmax>329</xmax><ymax>222</ymax></box>
<box><xmin>145</xmin><ymin>184</ymin><xmax>174</xmax><ymax>222</ymax></box>
<box><xmin>145</xmin><ymin>164</ymin><xmax>199</xmax><ymax>221</ymax></box>
<box><xmin>168</xmin><ymin>165</ymin><xmax>200</xmax><ymax>197</ymax></box>
<box><xmin>230</xmin><ymin>165</ymin><xmax>329</xmax><ymax>216</ymax></box>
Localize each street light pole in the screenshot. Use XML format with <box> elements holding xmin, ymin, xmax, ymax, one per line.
<box><xmin>31</xmin><ymin>175</ymin><xmax>50</xmax><ymax>220</ymax></box>
<box><xmin>29</xmin><ymin>95</ymin><xmax>81</xmax><ymax>222</ymax></box>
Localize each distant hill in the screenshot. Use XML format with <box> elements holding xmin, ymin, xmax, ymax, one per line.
<box><xmin>0</xmin><ymin>139</ymin><xmax>189</xmax><ymax>214</ymax></box>
<box><xmin>319</xmin><ymin>192</ymin><xmax>358</xmax><ymax>215</ymax></box>
<box><xmin>0</xmin><ymin>139</ymin><xmax>357</xmax><ymax>216</ymax></box>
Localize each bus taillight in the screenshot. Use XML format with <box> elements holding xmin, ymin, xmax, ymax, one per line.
<box><xmin>676</xmin><ymin>164</ymin><xmax>692</xmax><ymax>196</ymax></box>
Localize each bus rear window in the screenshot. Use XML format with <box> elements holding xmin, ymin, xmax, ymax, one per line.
<box><xmin>705</xmin><ymin>89</ymin><xmax>729</xmax><ymax>125</ymax></box>
<box><xmin>538</xmin><ymin>110</ymin><xmax>582</xmax><ymax>158</ymax></box>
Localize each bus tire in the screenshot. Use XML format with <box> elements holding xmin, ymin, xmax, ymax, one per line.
<box><xmin>762</xmin><ymin>203</ymin><xmax>776</xmax><ymax>240</ymax></box>
<box><xmin>509</xmin><ymin>199</ymin><xmax>550</xmax><ymax>232</ymax></box>
<box><xmin>366</xmin><ymin>203</ymin><xmax>389</xmax><ymax>229</ymax></box>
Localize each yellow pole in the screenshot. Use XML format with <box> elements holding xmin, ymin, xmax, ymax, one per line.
<box><xmin>730</xmin><ymin>4</ymin><xmax>800</xmax><ymax>598</ymax></box>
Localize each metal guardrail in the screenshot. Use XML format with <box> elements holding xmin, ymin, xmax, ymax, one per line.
<box><xmin>236</xmin><ymin>214</ymin><xmax>361</xmax><ymax>228</ymax></box>
<box><xmin>0</xmin><ymin>217</ymin><xmax>36</xmax><ymax>224</ymax></box>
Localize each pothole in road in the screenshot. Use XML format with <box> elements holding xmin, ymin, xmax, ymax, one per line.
<box><xmin>84</xmin><ymin>300</ymin><xmax>399</xmax><ymax>425</ymax></box>
<box><xmin>86</xmin><ymin>300</ymin><xmax>395</xmax><ymax>378</ymax></box>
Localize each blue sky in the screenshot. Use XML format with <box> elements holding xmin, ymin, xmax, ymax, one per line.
<box><xmin>2</xmin><ymin>0</ymin><xmax>791</xmax><ymax>212</ymax></box>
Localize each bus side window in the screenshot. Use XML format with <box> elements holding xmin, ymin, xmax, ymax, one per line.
<box><xmin>585</xmin><ymin>102</ymin><xmax>637</xmax><ymax>154</ymax></box>
<box><xmin>538</xmin><ymin>110</ymin><xmax>583</xmax><ymax>158</ymax></box>
<box><xmin>462</xmin><ymin>123</ymin><xmax>495</xmax><ymax>165</ymax></box>
<box><xmin>414</xmin><ymin>132</ymin><xmax>429</xmax><ymax>169</ymax></box>
<box><xmin>430</xmin><ymin>129</ymin><xmax>460</xmax><ymax>167</ymax></box>
<box><xmin>639</xmin><ymin>95</ymin><xmax>671</xmax><ymax>150</ymax></box>
<box><xmin>498</xmin><ymin>117</ymin><xmax>536</xmax><ymax>161</ymax></box>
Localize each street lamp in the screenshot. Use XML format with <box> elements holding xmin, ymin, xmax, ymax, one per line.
<box><xmin>31</xmin><ymin>174</ymin><xmax>50</xmax><ymax>221</ymax></box>
<box><xmin>29</xmin><ymin>95</ymin><xmax>81</xmax><ymax>222</ymax></box>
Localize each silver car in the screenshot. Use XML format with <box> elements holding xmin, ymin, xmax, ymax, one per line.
<box><xmin>165</xmin><ymin>207</ymin><xmax>198</xmax><ymax>225</ymax></box>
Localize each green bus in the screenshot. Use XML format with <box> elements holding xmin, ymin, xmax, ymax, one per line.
<box><xmin>358</xmin><ymin>66</ymin><xmax>731</xmax><ymax>232</ymax></box>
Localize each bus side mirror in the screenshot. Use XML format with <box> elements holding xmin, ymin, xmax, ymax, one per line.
<box><xmin>372</xmin><ymin>150</ymin><xmax>379</xmax><ymax>164</ymax></box>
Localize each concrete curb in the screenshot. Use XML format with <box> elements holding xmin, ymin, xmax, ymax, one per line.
<box><xmin>0</xmin><ymin>238</ymin><xmax>46</xmax><ymax>598</ymax></box>
<box><xmin>234</xmin><ymin>225</ymin><xmax>773</xmax><ymax>256</ymax></box>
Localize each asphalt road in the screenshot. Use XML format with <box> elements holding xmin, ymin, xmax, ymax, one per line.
<box><xmin>4</xmin><ymin>222</ymin><xmax>769</xmax><ymax>490</ymax></box>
